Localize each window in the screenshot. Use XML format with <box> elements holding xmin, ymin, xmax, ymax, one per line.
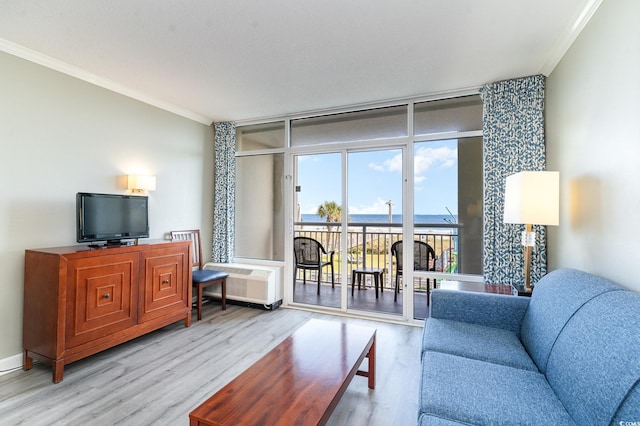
<box><xmin>414</xmin><ymin>95</ymin><xmax>483</xmax><ymax>137</ymax></box>
<box><xmin>412</xmin><ymin>95</ymin><xmax>483</xmax><ymax>276</ymax></box>
<box><xmin>235</xmin><ymin>122</ymin><xmax>285</xmax><ymax>261</ymax></box>
<box><xmin>413</xmin><ymin>137</ymin><xmax>483</xmax><ymax>276</ymax></box>
<box><xmin>291</xmin><ymin>105</ymin><xmax>407</xmax><ymax>147</ymax></box>
<box><xmin>236</xmin><ymin>121</ymin><xmax>285</xmax><ymax>151</ymax></box>
<box><xmin>234</xmin><ymin>93</ymin><xmax>483</xmax><ymax>320</ymax></box>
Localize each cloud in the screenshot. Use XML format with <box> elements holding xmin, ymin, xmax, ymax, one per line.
<box><xmin>349</xmin><ymin>197</ymin><xmax>395</xmax><ymax>214</ymax></box>
<box><xmin>368</xmin><ymin>162</ymin><xmax>385</xmax><ymax>172</ymax></box>
<box><xmin>368</xmin><ymin>153</ymin><xmax>401</xmax><ymax>173</ymax></box>
<box><xmin>414</xmin><ymin>146</ymin><xmax>458</xmax><ymax>175</ymax></box>
<box><xmin>367</xmin><ymin>145</ymin><xmax>458</xmax><ymax>181</ymax></box>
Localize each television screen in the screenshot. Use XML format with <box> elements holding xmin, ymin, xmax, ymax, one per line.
<box><xmin>77</xmin><ymin>192</ymin><xmax>149</xmax><ymax>244</ymax></box>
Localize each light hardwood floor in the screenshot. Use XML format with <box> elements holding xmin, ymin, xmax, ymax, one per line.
<box><xmin>0</xmin><ymin>304</ymin><xmax>423</xmax><ymax>426</ymax></box>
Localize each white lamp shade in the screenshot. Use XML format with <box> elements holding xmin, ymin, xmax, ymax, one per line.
<box><xmin>127</xmin><ymin>174</ymin><xmax>156</xmax><ymax>192</ymax></box>
<box><xmin>504</xmin><ymin>171</ymin><xmax>559</xmax><ymax>226</ymax></box>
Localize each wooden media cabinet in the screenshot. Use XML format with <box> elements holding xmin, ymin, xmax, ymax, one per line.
<box><xmin>23</xmin><ymin>240</ymin><xmax>192</xmax><ymax>383</ymax></box>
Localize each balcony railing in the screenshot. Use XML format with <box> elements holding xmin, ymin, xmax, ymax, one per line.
<box><xmin>294</xmin><ymin>222</ymin><xmax>460</xmax><ymax>291</ymax></box>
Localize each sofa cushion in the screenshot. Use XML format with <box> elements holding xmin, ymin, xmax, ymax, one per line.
<box><xmin>420</xmin><ymin>351</ymin><xmax>575</xmax><ymax>425</ymax></box>
<box><xmin>520</xmin><ymin>268</ymin><xmax>623</xmax><ymax>373</ymax></box>
<box><xmin>545</xmin><ymin>290</ymin><xmax>640</xmax><ymax>425</ymax></box>
<box><xmin>430</xmin><ymin>289</ymin><xmax>530</xmax><ymax>337</ymax></box>
<box><xmin>423</xmin><ymin>318</ymin><xmax>538</xmax><ymax>371</ymax></box>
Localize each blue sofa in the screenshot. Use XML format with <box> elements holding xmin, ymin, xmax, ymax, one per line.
<box><xmin>419</xmin><ymin>268</ymin><xmax>640</xmax><ymax>425</ymax></box>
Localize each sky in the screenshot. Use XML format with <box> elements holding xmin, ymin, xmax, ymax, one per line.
<box><xmin>296</xmin><ymin>139</ymin><xmax>458</xmax><ymax>216</ymax></box>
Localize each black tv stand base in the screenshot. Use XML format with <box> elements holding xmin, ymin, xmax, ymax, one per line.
<box><xmin>89</xmin><ymin>240</ymin><xmax>138</xmax><ymax>249</ymax></box>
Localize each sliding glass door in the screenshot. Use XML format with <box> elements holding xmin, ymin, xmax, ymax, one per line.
<box><xmin>347</xmin><ymin>149</ymin><xmax>403</xmax><ymax>317</ymax></box>
<box><xmin>292</xmin><ymin>152</ymin><xmax>342</xmax><ymax>308</ymax></box>
<box><xmin>291</xmin><ymin>148</ymin><xmax>404</xmax><ymax>317</ymax></box>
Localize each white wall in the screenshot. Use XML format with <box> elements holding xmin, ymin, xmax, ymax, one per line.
<box><xmin>0</xmin><ymin>51</ymin><xmax>214</xmax><ymax>360</ymax></box>
<box><xmin>546</xmin><ymin>0</ymin><xmax>640</xmax><ymax>291</ymax></box>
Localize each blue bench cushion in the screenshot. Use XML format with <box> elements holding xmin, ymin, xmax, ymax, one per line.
<box><xmin>545</xmin><ymin>290</ymin><xmax>640</xmax><ymax>425</ymax></box>
<box><xmin>192</xmin><ymin>269</ymin><xmax>228</xmax><ymax>284</ymax></box>
<box><xmin>420</xmin><ymin>351</ymin><xmax>575</xmax><ymax>425</ymax></box>
<box><xmin>520</xmin><ymin>269</ymin><xmax>623</xmax><ymax>373</ymax></box>
<box><xmin>422</xmin><ymin>318</ymin><xmax>538</xmax><ymax>371</ymax></box>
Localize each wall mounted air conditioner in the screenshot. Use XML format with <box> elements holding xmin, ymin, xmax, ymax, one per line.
<box><xmin>202</xmin><ymin>262</ymin><xmax>282</xmax><ymax>310</ymax></box>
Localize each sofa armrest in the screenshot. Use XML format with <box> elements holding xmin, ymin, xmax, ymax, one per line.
<box><xmin>429</xmin><ymin>289</ymin><xmax>530</xmax><ymax>336</ymax></box>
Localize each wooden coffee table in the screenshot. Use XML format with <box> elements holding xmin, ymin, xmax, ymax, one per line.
<box><xmin>189</xmin><ymin>318</ymin><xmax>376</xmax><ymax>426</ymax></box>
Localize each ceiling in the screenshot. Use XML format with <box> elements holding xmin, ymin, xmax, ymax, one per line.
<box><xmin>0</xmin><ymin>1</ymin><xmax>602</xmax><ymax>125</ymax></box>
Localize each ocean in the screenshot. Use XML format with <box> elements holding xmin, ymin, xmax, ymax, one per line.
<box><xmin>300</xmin><ymin>213</ymin><xmax>457</xmax><ymax>224</ymax></box>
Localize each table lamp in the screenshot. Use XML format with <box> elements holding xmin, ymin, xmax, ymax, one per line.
<box><xmin>503</xmin><ymin>171</ymin><xmax>559</xmax><ymax>291</ymax></box>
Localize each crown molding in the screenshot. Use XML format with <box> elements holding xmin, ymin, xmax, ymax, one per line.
<box><xmin>0</xmin><ymin>38</ymin><xmax>212</xmax><ymax>125</ymax></box>
<box><xmin>539</xmin><ymin>0</ymin><xmax>604</xmax><ymax>76</ymax></box>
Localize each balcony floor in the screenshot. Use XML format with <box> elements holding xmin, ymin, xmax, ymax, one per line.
<box><xmin>292</xmin><ymin>279</ymin><xmax>430</xmax><ymax>320</ymax></box>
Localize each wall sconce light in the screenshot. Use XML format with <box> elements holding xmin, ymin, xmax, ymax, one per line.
<box><xmin>504</xmin><ymin>171</ymin><xmax>559</xmax><ymax>292</ymax></box>
<box><xmin>127</xmin><ymin>174</ymin><xmax>156</xmax><ymax>193</ymax></box>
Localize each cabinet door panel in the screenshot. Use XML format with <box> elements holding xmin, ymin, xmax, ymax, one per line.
<box><xmin>139</xmin><ymin>247</ymin><xmax>189</xmax><ymax>322</ymax></box>
<box><xmin>66</xmin><ymin>253</ymin><xmax>138</xmax><ymax>348</ymax></box>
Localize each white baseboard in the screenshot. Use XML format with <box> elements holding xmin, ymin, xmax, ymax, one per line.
<box><xmin>0</xmin><ymin>353</ymin><xmax>23</xmax><ymax>376</ymax></box>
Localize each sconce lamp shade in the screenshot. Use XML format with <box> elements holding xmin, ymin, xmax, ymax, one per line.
<box><xmin>127</xmin><ymin>174</ymin><xmax>156</xmax><ymax>192</ymax></box>
<box><xmin>504</xmin><ymin>171</ymin><xmax>559</xmax><ymax>226</ymax></box>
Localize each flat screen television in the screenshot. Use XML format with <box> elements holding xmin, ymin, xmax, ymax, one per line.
<box><xmin>76</xmin><ymin>192</ymin><xmax>149</xmax><ymax>245</ymax></box>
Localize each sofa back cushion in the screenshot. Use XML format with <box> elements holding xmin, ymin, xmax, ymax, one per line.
<box><xmin>520</xmin><ymin>269</ymin><xmax>622</xmax><ymax>373</ymax></box>
<box><xmin>545</xmin><ymin>290</ymin><xmax>640</xmax><ymax>424</ymax></box>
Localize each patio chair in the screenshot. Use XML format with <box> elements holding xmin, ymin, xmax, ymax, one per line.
<box><xmin>293</xmin><ymin>237</ymin><xmax>335</xmax><ymax>295</ymax></box>
<box><xmin>391</xmin><ymin>240</ymin><xmax>437</xmax><ymax>303</ymax></box>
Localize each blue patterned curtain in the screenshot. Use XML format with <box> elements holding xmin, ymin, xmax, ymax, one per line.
<box><xmin>212</xmin><ymin>122</ymin><xmax>236</xmax><ymax>263</ymax></box>
<box><xmin>480</xmin><ymin>75</ymin><xmax>547</xmax><ymax>285</ymax></box>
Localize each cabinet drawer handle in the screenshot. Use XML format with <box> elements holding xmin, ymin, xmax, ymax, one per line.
<box><xmin>162</xmin><ymin>279</ymin><xmax>170</xmax><ymax>284</ymax></box>
<box><xmin>103</xmin><ymin>293</ymin><xmax>110</xmax><ymax>299</ymax></box>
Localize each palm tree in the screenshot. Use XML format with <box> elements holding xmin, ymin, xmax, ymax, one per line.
<box><xmin>317</xmin><ymin>201</ymin><xmax>341</xmax><ymax>224</ymax></box>
<box><xmin>317</xmin><ymin>201</ymin><xmax>341</xmax><ymax>251</ymax></box>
